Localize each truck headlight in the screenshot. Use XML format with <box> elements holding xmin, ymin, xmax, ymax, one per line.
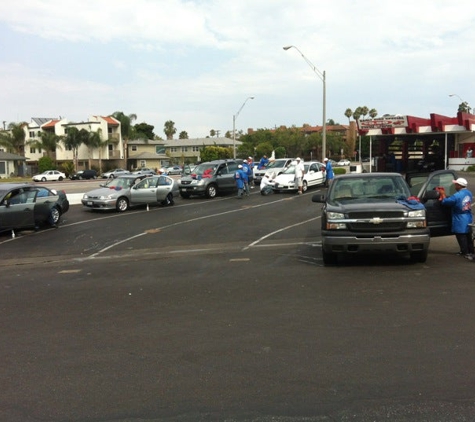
<box><xmin>407</xmin><ymin>209</ymin><xmax>426</xmax><ymax>228</ymax></box>
<box><xmin>326</xmin><ymin>212</ymin><xmax>346</xmax><ymax>230</ymax></box>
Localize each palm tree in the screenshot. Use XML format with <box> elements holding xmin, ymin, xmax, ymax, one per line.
<box><xmin>112</xmin><ymin>111</ymin><xmax>137</xmax><ymax>141</ymax></box>
<box><xmin>369</xmin><ymin>108</ymin><xmax>378</xmax><ymax>119</ymax></box>
<box><xmin>0</xmin><ymin>121</ymin><xmax>28</xmax><ymax>176</ymax></box>
<box><xmin>164</xmin><ymin>120</ymin><xmax>177</xmax><ymax>140</ymax></box>
<box><xmin>0</xmin><ymin>121</ymin><xmax>28</xmax><ymax>155</ymax></box>
<box><xmin>82</xmin><ymin>128</ymin><xmax>108</xmax><ymax>171</ymax></box>
<box><xmin>28</xmin><ymin>131</ymin><xmax>62</xmax><ymax>161</ymax></box>
<box><xmin>344</xmin><ymin>108</ymin><xmax>353</xmax><ymax>123</ymax></box>
<box><xmin>360</xmin><ymin>106</ymin><xmax>369</xmax><ymax>120</ymax></box>
<box><xmin>179</xmin><ymin>131</ymin><xmax>189</xmax><ymax>139</ymax></box>
<box><xmin>63</xmin><ymin>127</ymin><xmax>84</xmax><ymax>171</ymax></box>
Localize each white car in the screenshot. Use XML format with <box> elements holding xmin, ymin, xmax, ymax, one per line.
<box><xmin>32</xmin><ymin>170</ymin><xmax>66</xmax><ymax>182</ymax></box>
<box><xmin>253</xmin><ymin>158</ymin><xmax>294</xmax><ymax>185</ymax></box>
<box><xmin>337</xmin><ymin>159</ymin><xmax>351</xmax><ymax>166</ymax></box>
<box><xmin>273</xmin><ymin>161</ymin><xmax>326</xmax><ymax>193</ymax></box>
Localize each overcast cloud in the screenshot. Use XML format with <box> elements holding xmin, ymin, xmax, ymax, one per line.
<box><xmin>1</xmin><ymin>0</ymin><xmax>474</xmax><ymax>138</ymax></box>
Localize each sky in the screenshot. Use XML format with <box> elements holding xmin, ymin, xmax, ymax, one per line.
<box><xmin>1</xmin><ymin>0</ymin><xmax>475</xmax><ymax>139</ymax></box>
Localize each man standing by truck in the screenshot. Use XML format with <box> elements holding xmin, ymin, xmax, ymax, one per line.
<box><xmin>439</xmin><ymin>177</ymin><xmax>474</xmax><ymax>260</ymax></box>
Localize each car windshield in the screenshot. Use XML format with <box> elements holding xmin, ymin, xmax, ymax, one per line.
<box><xmin>266</xmin><ymin>160</ymin><xmax>287</xmax><ymax>169</ymax></box>
<box><xmin>282</xmin><ymin>164</ymin><xmax>309</xmax><ymax>175</ymax></box>
<box><xmin>191</xmin><ymin>163</ymin><xmax>217</xmax><ymax>176</ymax></box>
<box><xmin>104</xmin><ymin>178</ymin><xmax>134</xmax><ymax>189</ymax></box>
<box><xmin>329</xmin><ymin>177</ymin><xmax>410</xmax><ymax>201</ymax></box>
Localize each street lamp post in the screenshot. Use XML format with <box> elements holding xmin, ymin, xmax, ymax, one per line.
<box><xmin>284</xmin><ymin>45</ymin><xmax>326</xmax><ymax>160</ymax></box>
<box><xmin>449</xmin><ymin>93</ymin><xmax>471</xmax><ymax>113</ymax></box>
<box><xmin>233</xmin><ymin>96</ymin><xmax>254</xmax><ymax>159</ymax></box>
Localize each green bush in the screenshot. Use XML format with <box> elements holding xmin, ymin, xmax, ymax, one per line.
<box><xmin>465</xmin><ymin>165</ymin><xmax>475</xmax><ymax>172</ymax></box>
<box><xmin>334</xmin><ymin>167</ymin><xmax>346</xmax><ymax>175</ymax></box>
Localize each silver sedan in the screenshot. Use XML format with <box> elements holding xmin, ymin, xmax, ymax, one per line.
<box><xmin>82</xmin><ymin>175</ymin><xmax>179</xmax><ymax>212</ymax></box>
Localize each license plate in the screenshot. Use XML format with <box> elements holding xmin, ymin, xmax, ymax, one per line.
<box><xmin>87</xmin><ymin>201</ymin><xmax>93</xmax><ymax>206</ymax></box>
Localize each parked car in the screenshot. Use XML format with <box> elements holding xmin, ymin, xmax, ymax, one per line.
<box><xmin>0</xmin><ymin>183</ymin><xmax>69</xmax><ymax>233</ymax></box>
<box><xmin>132</xmin><ymin>167</ymin><xmax>156</xmax><ymax>176</ymax></box>
<box><xmin>101</xmin><ymin>168</ymin><xmax>130</xmax><ymax>178</ymax></box>
<box><xmin>337</xmin><ymin>159</ymin><xmax>351</xmax><ymax>166</ymax></box>
<box><xmin>273</xmin><ymin>161</ymin><xmax>326</xmax><ymax>193</ymax></box>
<box><xmin>253</xmin><ymin>158</ymin><xmax>294</xmax><ymax>185</ymax></box>
<box><xmin>178</xmin><ymin>159</ymin><xmax>242</xmax><ymax>198</ymax></box>
<box><xmin>69</xmin><ymin>169</ymin><xmax>98</xmax><ymax>180</ymax></box>
<box><xmin>32</xmin><ymin>170</ymin><xmax>66</xmax><ymax>182</ymax></box>
<box><xmin>82</xmin><ymin>175</ymin><xmax>178</xmax><ymax>212</ymax></box>
<box><xmin>167</xmin><ymin>166</ymin><xmax>183</xmax><ymax>175</ymax></box>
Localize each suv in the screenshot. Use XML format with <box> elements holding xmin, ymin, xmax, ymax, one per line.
<box><xmin>312</xmin><ymin>170</ymin><xmax>457</xmax><ymax>265</ymax></box>
<box><xmin>69</xmin><ymin>169</ymin><xmax>98</xmax><ymax>180</ymax></box>
<box><xmin>178</xmin><ymin>159</ymin><xmax>242</xmax><ymax>198</ymax></box>
<box><xmin>253</xmin><ymin>158</ymin><xmax>294</xmax><ymax>185</ymax></box>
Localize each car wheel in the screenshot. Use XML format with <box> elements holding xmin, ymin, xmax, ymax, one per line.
<box><xmin>180</xmin><ymin>192</ymin><xmax>190</xmax><ymax>199</ymax></box>
<box><xmin>161</xmin><ymin>193</ymin><xmax>175</xmax><ymax>206</ymax></box>
<box><xmin>302</xmin><ymin>181</ymin><xmax>308</xmax><ymax>192</ymax></box>
<box><xmin>410</xmin><ymin>250</ymin><xmax>428</xmax><ymax>263</ymax></box>
<box><xmin>205</xmin><ymin>184</ymin><xmax>217</xmax><ymax>198</ymax></box>
<box><xmin>41</xmin><ymin>177</ymin><xmax>47</xmax><ymax>182</ymax></box>
<box><xmin>49</xmin><ymin>207</ymin><xmax>61</xmax><ymax>226</ymax></box>
<box><xmin>58</xmin><ymin>176</ymin><xmax>63</xmax><ymax>181</ymax></box>
<box><xmin>116</xmin><ymin>197</ymin><xmax>129</xmax><ymax>212</ymax></box>
<box><xmin>322</xmin><ymin>250</ymin><xmax>338</xmax><ymax>266</ymax></box>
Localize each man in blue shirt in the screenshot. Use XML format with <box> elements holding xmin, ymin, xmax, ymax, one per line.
<box><xmin>440</xmin><ymin>177</ymin><xmax>474</xmax><ymax>260</ymax></box>
<box><xmin>324</xmin><ymin>158</ymin><xmax>334</xmax><ymax>187</ymax></box>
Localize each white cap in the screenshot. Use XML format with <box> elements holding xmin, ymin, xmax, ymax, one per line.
<box><xmin>238</xmin><ymin>164</ymin><xmax>243</xmax><ymax>168</ymax></box>
<box><xmin>453</xmin><ymin>177</ymin><xmax>468</xmax><ymax>187</ymax></box>
<box><xmin>296</xmin><ymin>157</ymin><xmax>301</xmax><ymax>161</ymax></box>
<box><xmin>324</xmin><ymin>158</ymin><xmax>328</xmax><ymax>161</ymax></box>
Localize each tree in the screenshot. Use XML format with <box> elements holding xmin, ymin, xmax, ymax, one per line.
<box><xmin>0</xmin><ymin>121</ymin><xmax>28</xmax><ymax>175</ymax></box>
<box><xmin>200</xmin><ymin>146</ymin><xmax>232</xmax><ymax>161</ymax></box>
<box><xmin>179</xmin><ymin>131</ymin><xmax>189</xmax><ymax>139</ymax></box>
<box><xmin>360</xmin><ymin>106</ymin><xmax>369</xmax><ymax>120</ymax></box>
<box><xmin>210</xmin><ymin>129</ymin><xmax>216</xmax><ymax>137</ymax></box>
<box><xmin>63</xmin><ymin>127</ymin><xmax>84</xmax><ymax>171</ymax></box>
<box><xmin>28</xmin><ymin>131</ymin><xmax>62</xmax><ymax>161</ymax></box>
<box><xmin>369</xmin><ymin>108</ymin><xmax>378</xmax><ymax>119</ymax></box>
<box><xmin>344</xmin><ymin>108</ymin><xmax>353</xmax><ymax>123</ymax></box>
<box><xmin>134</xmin><ymin>122</ymin><xmax>155</xmax><ymax>140</ymax></box>
<box><xmin>82</xmin><ymin>128</ymin><xmax>108</xmax><ymax>171</ymax></box>
<box><xmin>112</xmin><ymin>111</ymin><xmax>137</xmax><ymax>141</ymax></box>
<box><xmin>0</xmin><ymin>121</ymin><xmax>28</xmax><ymax>155</ymax></box>
<box><xmin>164</xmin><ymin>120</ymin><xmax>177</xmax><ymax>140</ymax></box>
<box><xmin>458</xmin><ymin>102</ymin><xmax>472</xmax><ymax>114</ymax></box>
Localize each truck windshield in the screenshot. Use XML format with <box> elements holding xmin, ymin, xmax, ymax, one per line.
<box><xmin>330</xmin><ymin>177</ymin><xmax>410</xmax><ymax>201</ymax></box>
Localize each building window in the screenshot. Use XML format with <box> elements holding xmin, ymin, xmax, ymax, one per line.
<box><xmin>29</xmin><ymin>131</ymin><xmax>36</xmax><ymax>138</ymax></box>
<box><xmin>108</xmin><ymin>144</ymin><xmax>113</xmax><ymax>152</ymax></box>
<box><xmin>181</xmin><ymin>147</ymin><xmax>188</xmax><ymax>152</ymax></box>
<box><xmin>192</xmin><ymin>146</ymin><xmax>200</xmax><ymax>152</ymax></box>
<box><xmin>30</xmin><ymin>147</ymin><xmax>36</xmax><ymax>154</ymax></box>
<box><xmin>140</xmin><ymin>160</ymin><xmax>146</xmax><ymax>167</ymax></box>
<box><xmin>156</xmin><ymin>146</ymin><xmax>166</xmax><ymax>154</ymax></box>
<box><xmin>0</xmin><ymin>161</ymin><xmax>5</xmax><ymax>174</ymax></box>
<box><xmin>131</xmin><ymin>145</ymin><xmax>137</xmax><ymax>151</ymax></box>
<box><xmin>170</xmin><ymin>147</ymin><xmax>177</xmax><ymax>153</ymax></box>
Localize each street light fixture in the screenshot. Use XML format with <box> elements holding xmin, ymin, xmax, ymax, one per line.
<box><xmin>232</xmin><ymin>96</ymin><xmax>254</xmax><ymax>159</ymax></box>
<box><xmin>284</xmin><ymin>45</ymin><xmax>326</xmax><ymax>160</ymax></box>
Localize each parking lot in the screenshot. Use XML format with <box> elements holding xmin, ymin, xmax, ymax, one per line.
<box><xmin>1</xmin><ymin>175</ymin><xmax>475</xmax><ymax>421</ymax></box>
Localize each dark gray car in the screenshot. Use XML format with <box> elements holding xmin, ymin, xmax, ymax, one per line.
<box><xmin>178</xmin><ymin>159</ymin><xmax>242</xmax><ymax>198</ymax></box>
<box><xmin>0</xmin><ymin>183</ymin><xmax>69</xmax><ymax>233</ymax></box>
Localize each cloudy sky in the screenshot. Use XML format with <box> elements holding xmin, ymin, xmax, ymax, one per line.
<box><xmin>1</xmin><ymin>0</ymin><xmax>474</xmax><ymax>138</ymax></box>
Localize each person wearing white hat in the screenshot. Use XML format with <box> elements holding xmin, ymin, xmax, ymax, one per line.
<box><xmin>294</xmin><ymin>157</ymin><xmax>305</xmax><ymax>195</ymax></box>
<box><xmin>438</xmin><ymin>177</ymin><xmax>474</xmax><ymax>260</ymax></box>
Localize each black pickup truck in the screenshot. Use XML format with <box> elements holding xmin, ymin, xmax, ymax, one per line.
<box><xmin>312</xmin><ymin>170</ymin><xmax>457</xmax><ymax>265</ymax></box>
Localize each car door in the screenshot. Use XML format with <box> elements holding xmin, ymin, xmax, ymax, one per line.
<box><xmin>216</xmin><ymin>163</ymin><xmax>236</xmax><ymax>192</ymax></box>
<box><xmin>129</xmin><ymin>176</ymin><xmax>160</xmax><ymax>205</ymax></box>
<box><xmin>33</xmin><ymin>187</ymin><xmax>57</xmax><ymax>223</ymax></box>
<box><xmin>306</xmin><ymin>163</ymin><xmax>321</xmax><ymax>186</ymax></box>
<box><xmin>0</xmin><ymin>188</ymin><xmax>36</xmax><ymax>231</ymax></box>
<box><xmin>413</xmin><ymin>170</ymin><xmax>457</xmax><ymax>237</ymax></box>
